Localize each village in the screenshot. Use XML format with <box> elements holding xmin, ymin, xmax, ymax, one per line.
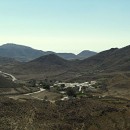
<box><xmin>53</xmin><ymin>81</ymin><xmax>97</xmax><ymax>92</ymax></box>
<box><xmin>29</xmin><ymin>79</ymin><xmax>102</xmax><ymax>101</ymax></box>
<box><xmin>51</xmin><ymin>80</ymin><xmax>99</xmax><ymax>100</ymax></box>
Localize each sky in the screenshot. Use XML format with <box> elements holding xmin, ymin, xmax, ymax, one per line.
<box><xmin>0</xmin><ymin>0</ymin><xmax>130</xmax><ymax>54</ymax></box>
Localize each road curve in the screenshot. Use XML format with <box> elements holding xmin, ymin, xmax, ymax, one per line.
<box><xmin>24</xmin><ymin>88</ymin><xmax>45</xmax><ymax>96</ymax></box>
<box><xmin>0</xmin><ymin>71</ymin><xmax>17</xmax><ymax>82</ymax></box>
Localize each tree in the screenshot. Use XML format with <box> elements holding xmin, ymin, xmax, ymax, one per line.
<box><xmin>44</xmin><ymin>95</ymin><xmax>48</xmax><ymax>101</ymax></box>
<box><xmin>43</xmin><ymin>83</ymin><xmax>50</xmax><ymax>90</ymax></box>
<box><xmin>28</xmin><ymin>79</ymin><xmax>36</xmax><ymax>87</ymax></box>
<box><xmin>66</xmin><ymin>87</ymin><xmax>76</xmax><ymax>97</ymax></box>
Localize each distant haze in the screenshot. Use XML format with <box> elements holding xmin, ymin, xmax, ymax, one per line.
<box><xmin>0</xmin><ymin>0</ymin><xmax>130</xmax><ymax>53</ymax></box>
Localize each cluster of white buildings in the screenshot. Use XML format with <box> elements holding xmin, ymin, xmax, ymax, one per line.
<box><xmin>53</xmin><ymin>81</ymin><xmax>97</xmax><ymax>93</ymax></box>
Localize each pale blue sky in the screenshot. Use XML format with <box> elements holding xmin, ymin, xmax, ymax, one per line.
<box><xmin>0</xmin><ymin>0</ymin><xmax>130</xmax><ymax>53</ymax></box>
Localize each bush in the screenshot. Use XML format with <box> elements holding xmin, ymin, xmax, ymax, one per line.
<box><xmin>43</xmin><ymin>84</ymin><xmax>50</xmax><ymax>90</ymax></box>
<box><xmin>66</xmin><ymin>87</ymin><xmax>76</xmax><ymax>97</ymax></box>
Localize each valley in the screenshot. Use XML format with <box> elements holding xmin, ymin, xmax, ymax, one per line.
<box><xmin>1</xmin><ymin>0</ymin><xmax>130</xmax><ymax>129</ymax></box>
<box><xmin>0</xmin><ymin>44</ymin><xmax>130</xmax><ymax>130</ymax></box>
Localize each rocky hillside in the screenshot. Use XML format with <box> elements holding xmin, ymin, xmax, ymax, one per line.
<box><xmin>0</xmin><ymin>56</ymin><xmax>19</xmax><ymax>65</ymax></box>
<box><xmin>6</xmin><ymin>54</ymin><xmax>73</xmax><ymax>80</ymax></box>
<box><xmin>0</xmin><ymin>76</ymin><xmax>17</xmax><ymax>88</ymax></box>
<box><xmin>1</xmin><ymin>45</ymin><xmax>130</xmax><ymax>81</ymax></box>
<box><xmin>79</xmin><ymin>45</ymin><xmax>130</xmax><ymax>72</ymax></box>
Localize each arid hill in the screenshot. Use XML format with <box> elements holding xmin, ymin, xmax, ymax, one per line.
<box><xmin>1</xmin><ymin>45</ymin><xmax>130</xmax><ymax>82</ymax></box>
<box><xmin>0</xmin><ymin>97</ymin><xmax>130</xmax><ymax>130</ymax></box>
<box><xmin>79</xmin><ymin>45</ymin><xmax>130</xmax><ymax>72</ymax></box>
<box><xmin>0</xmin><ymin>56</ymin><xmax>19</xmax><ymax>65</ymax></box>
<box><xmin>77</xmin><ymin>50</ymin><xmax>97</xmax><ymax>59</ymax></box>
<box><xmin>4</xmin><ymin>54</ymin><xmax>74</xmax><ymax>80</ymax></box>
<box><xmin>0</xmin><ymin>43</ymin><xmax>44</xmax><ymax>62</ymax></box>
<box><xmin>0</xmin><ymin>76</ymin><xmax>17</xmax><ymax>88</ymax></box>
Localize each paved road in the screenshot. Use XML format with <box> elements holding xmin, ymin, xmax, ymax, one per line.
<box><xmin>24</xmin><ymin>88</ymin><xmax>45</xmax><ymax>96</ymax></box>
<box><xmin>0</xmin><ymin>71</ymin><xmax>17</xmax><ymax>81</ymax></box>
<box><xmin>0</xmin><ymin>71</ymin><xmax>57</xmax><ymax>102</ymax></box>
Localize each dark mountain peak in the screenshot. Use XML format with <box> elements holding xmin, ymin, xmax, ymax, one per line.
<box><xmin>77</xmin><ymin>50</ymin><xmax>97</xmax><ymax>59</ymax></box>
<box><xmin>45</xmin><ymin>53</ymin><xmax>62</xmax><ymax>59</ymax></box>
<box><xmin>80</xmin><ymin>45</ymin><xmax>130</xmax><ymax>72</ymax></box>
<box><xmin>58</xmin><ymin>52</ymin><xmax>75</xmax><ymax>55</ymax></box>
<box><xmin>109</xmin><ymin>47</ymin><xmax>119</xmax><ymax>51</ymax></box>
<box><xmin>118</xmin><ymin>45</ymin><xmax>130</xmax><ymax>52</ymax></box>
<box><xmin>31</xmin><ymin>53</ymin><xmax>66</xmax><ymax>62</ymax></box>
<box><xmin>2</xmin><ymin>43</ymin><xmax>15</xmax><ymax>46</ymax></box>
<box><xmin>78</xmin><ymin>50</ymin><xmax>97</xmax><ymax>54</ymax></box>
<box><xmin>0</xmin><ymin>43</ymin><xmax>98</xmax><ymax>61</ymax></box>
<box><xmin>1</xmin><ymin>43</ymin><xmax>41</xmax><ymax>51</ymax></box>
<box><xmin>57</xmin><ymin>53</ymin><xmax>77</xmax><ymax>60</ymax></box>
<box><xmin>2</xmin><ymin>43</ymin><xmax>28</xmax><ymax>48</ymax></box>
<box><xmin>99</xmin><ymin>48</ymin><xmax>118</xmax><ymax>55</ymax></box>
<box><xmin>30</xmin><ymin>54</ymin><xmax>68</xmax><ymax>66</ymax></box>
<box><xmin>0</xmin><ymin>43</ymin><xmax>45</xmax><ymax>62</ymax></box>
<box><xmin>80</xmin><ymin>50</ymin><xmax>92</xmax><ymax>52</ymax></box>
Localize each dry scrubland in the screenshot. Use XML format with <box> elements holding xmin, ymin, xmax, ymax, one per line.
<box><xmin>0</xmin><ymin>97</ymin><xmax>130</xmax><ymax>130</ymax></box>
<box><xmin>0</xmin><ymin>45</ymin><xmax>130</xmax><ymax>130</ymax></box>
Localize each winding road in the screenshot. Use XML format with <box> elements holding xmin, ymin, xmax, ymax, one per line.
<box><xmin>24</xmin><ymin>88</ymin><xmax>45</xmax><ymax>96</ymax></box>
<box><xmin>0</xmin><ymin>71</ymin><xmax>17</xmax><ymax>81</ymax></box>
<box><xmin>0</xmin><ymin>71</ymin><xmax>48</xmax><ymax>101</ymax></box>
<box><xmin>0</xmin><ymin>71</ymin><xmax>57</xmax><ymax>102</ymax></box>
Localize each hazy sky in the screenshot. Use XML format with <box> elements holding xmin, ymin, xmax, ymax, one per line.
<box><xmin>0</xmin><ymin>0</ymin><xmax>130</xmax><ymax>54</ymax></box>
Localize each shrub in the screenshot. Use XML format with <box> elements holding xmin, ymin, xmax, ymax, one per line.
<box><xmin>66</xmin><ymin>87</ymin><xmax>76</xmax><ymax>97</ymax></box>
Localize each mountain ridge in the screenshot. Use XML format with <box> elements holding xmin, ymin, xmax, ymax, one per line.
<box><xmin>0</xmin><ymin>43</ymin><xmax>97</xmax><ymax>61</ymax></box>
<box><xmin>1</xmin><ymin>44</ymin><xmax>130</xmax><ymax>81</ymax></box>
<box><xmin>77</xmin><ymin>50</ymin><xmax>97</xmax><ymax>59</ymax></box>
<box><xmin>79</xmin><ymin>45</ymin><xmax>130</xmax><ymax>72</ymax></box>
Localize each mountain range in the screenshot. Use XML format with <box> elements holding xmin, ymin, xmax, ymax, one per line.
<box><xmin>0</xmin><ymin>43</ymin><xmax>97</xmax><ymax>62</ymax></box>
<box><xmin>0</xmin><ymin>43</ymin><xmax>130</xmax><ymax>81</ymax></box>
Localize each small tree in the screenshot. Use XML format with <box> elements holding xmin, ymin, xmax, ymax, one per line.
<box><xmin>28</xmin><ymin>79</ymin><xmax>36</xmax><ymax>87</ymax></box>
<box><xmin>39</xmin><ymin>81</ymin><xmax>44</xmax><ymax>87</ymax></box>
<box><xmin>43</xmin><ymin>84</ymin><xmax>50</xmax><ymax>90</ymax></box>
<box><xmin>44</xmin><ymin>95</ymin><xmax>48</xmax><ymax>101</ymax></box>
<box><xmin>66</xmin><ymin>87</ymin><xmax>76</xmax><ymax>97</ymax></box>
